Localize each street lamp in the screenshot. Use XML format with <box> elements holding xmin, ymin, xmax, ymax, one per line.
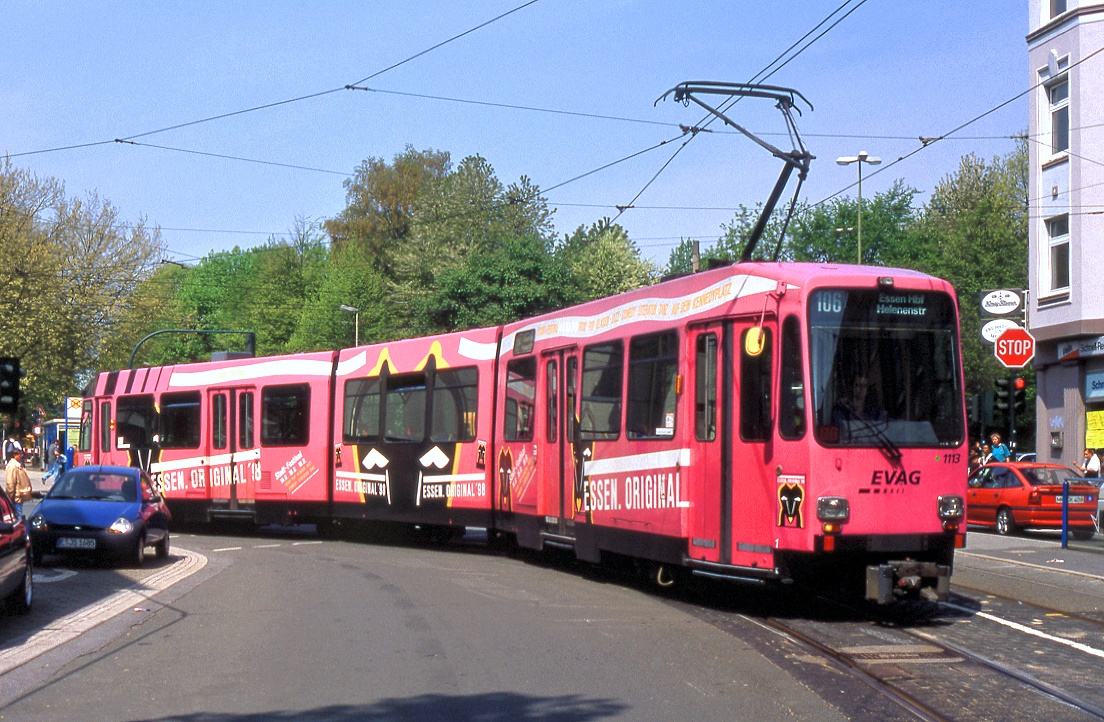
<box><xmin>836</xmin><ymin>151</ymin><xmax>881</xmax><ymax>264</ymax></box>
<box><xmin>340</xmin><ymin>305</ymin><xmax>359</xmax><ymax>347</ymax></box>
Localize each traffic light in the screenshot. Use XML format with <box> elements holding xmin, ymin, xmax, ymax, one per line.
<box><xmin>1012</xmin><ymin>376</ymin><xmax>1026</xmax><ymax>413</ymax></box>
<box><xmin>967</xmin><ymin>394</ymin><xmax>979</xmax><ymax>423</ymax></box>
<box><xmin>0</xmin><ymin>357</ymin><xmax>22</xmax><ymax>415</ymax></box>
<box><xmin>993</xmin><ymin>377</ymin><xmax>1011</xmax><ymax>412</ymax></box>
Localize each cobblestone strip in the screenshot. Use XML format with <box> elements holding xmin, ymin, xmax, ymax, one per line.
<box><xmin>0</xmin><ymin>548</ymin><xmax>207</xmax><ymax>675</ymax></box>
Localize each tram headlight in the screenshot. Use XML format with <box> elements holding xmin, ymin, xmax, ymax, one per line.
<box><xmin>816</xmin><ymin>497</ymin><xmax>849</xmax><ymax>522</ymax></box>
<box><xmin>938</xmin><ymin>495</ymin><xmax>964</xmax><ymax>520</ymax></box>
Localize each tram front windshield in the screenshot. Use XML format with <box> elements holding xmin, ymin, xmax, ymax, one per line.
<box><xmin>809</xmin><ymin>288</ymin><xmax>963</xmax><ymax>448</ymax></box>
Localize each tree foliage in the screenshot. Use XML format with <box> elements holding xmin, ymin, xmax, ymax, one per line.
<box><xmin>0</xmin><ymin>160</ymin><xmax>164</xmax><ymax>425</ymax></box>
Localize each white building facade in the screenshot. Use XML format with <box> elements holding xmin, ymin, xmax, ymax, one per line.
<box><xmin>1028</xmin><ymin>1</ymin><xmax>1104</xmax><ymax>463</ymax></box>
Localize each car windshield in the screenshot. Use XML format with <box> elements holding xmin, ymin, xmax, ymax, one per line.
<box><xmin>49</xmin><ymin>471</ymin><xmax>138</xmax><ymax>502</ymax></box>
<box><xmin>1020</xmin><ymin>467</ymin><xmax>1082</xmax><ymax>486</ymax></box>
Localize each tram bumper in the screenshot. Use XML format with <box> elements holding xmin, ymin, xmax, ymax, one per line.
<box><xmin>865</xmin><ymin>560</ymin><xmax>950</xmax><ymax>604</ymax></box>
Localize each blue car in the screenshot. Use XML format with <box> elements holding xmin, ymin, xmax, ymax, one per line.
<box><xmin>29</xmin><ymin>466</ymin><xmax>171</xmax><ymax>567</ymax></box>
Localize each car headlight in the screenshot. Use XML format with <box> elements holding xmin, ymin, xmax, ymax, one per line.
<box><xmin>30</xmin><ymin>515</ymin><xmax>47</xmax><ymax>531</ymax></box>
<box><xmin>108</xmin><ymin>517</ymin><xmax>134</xmax><ymax>534</ymax></box>
<box><xmin>817</xmin><ymin>496</ymin><xmax>850</xmax><ymax>522</ymax></box>
<box><xmin>938</xmin><ymin>495</ymin><xmax>965</xmax><ymax>520</ymax></box>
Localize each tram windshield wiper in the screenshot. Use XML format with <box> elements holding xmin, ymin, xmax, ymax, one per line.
<box><xmin>846</xmin><ymin>415</ymin><xmax>902</xmax><ymax>460</ymax></box>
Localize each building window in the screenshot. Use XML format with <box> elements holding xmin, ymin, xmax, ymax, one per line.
<box><xmin>1051</xmin><ymin>0</ymin><xmax>1067</xmax><ymax>18</ymax></box>
<box><xmin>1048</xmin><ymin>78</ymin><xmax>1069</xmax><ymax>154</ymax></box>
<box><xmin>1046</xmin><ymin>215</ymin><xmax>1071</xmax><ymax>292</ymax></box>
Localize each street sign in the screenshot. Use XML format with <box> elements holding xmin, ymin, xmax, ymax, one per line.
<box><xmin>994</xmin><ymin>327</ymin><xmax>1035</xmax><ymax>368</ymax></box>
<box><xmin>981</xmin><ymin>318</ymin><xmax>1020</xmax><ymax>343</ymax></box>
<box><xmin>979</xmin><ymin>289</ymin><xmax>1025</xmax><ymax>317</ymax></box>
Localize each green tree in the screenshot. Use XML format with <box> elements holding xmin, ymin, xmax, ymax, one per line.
<box><xmin>914</xmin><ymin>142</ymin><xmax>1028</xmax><ymax>397</ymax></box>
<box><xmin>428</xmin><ymin>235</ymin><xmax>570</xmax><ymax>331</ymax></box>
<box><xmin>556</xmin><ymin>219</ymin><xmax>656</xmax><ymax>302</ymax></box>
<box><xmin>0</xmin><ymin>160</ymin><xmax>164</xmax><ymax>421</ymax></box>
<box><xmin>324</xmin><ymin>146</ymin><xmax>451</xmax><ymax>270</ymax></box>
<box><xmin>787</xmin><ymin>182</ymin><xmax>920</xmax><ymax>266</ymax></box>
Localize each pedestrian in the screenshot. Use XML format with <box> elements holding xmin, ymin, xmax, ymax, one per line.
<box><xmin>1080</xmin><ymin>447</ymin><xmax>1100</xmax><ymax>478</ymax></box>
<box><xmin>981</xmin><ymin>443</ymin><xmax>992</xmax><ymax>464</ymax></box>
<box><xmin>5</xmin><ymin>448</ymin><xmax>31</xmax><ymax>518</ymax></box>
<box><xmin>43</xmin><ymin>439</ymin><xmax>61</xmax><ymax>485</ymax></box>
<box><xmin>2</xmin><ymin>433</ymin><xmax>22</xmax><ymax>461</ymax></box>
<box><xmin>989</xmin><ymin>432</ymin><xmax>1011</xmax><ymax>463</ymax></box>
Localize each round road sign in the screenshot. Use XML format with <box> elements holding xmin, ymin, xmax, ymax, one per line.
<box><xmin>994</xmin><ymin>327</ymin><xmax>1035</xmax><ymax>368</ymax></box>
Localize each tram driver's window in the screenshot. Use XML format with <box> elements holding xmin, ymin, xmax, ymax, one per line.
<box><xmin>740</xmin><ymin>327</ymin><xmax>773</xmax><ymax>442</ymax></box>
<box><xmin>116</xmin><ymin>395</ymin><xmax>157</xmax><ymax>449</ymax></box>
<box><xmin>779</xmin><ymin>316</ymin><xmax>806</xmax><ymax>440</ymax></box>
<box><xmin>505</xmin><ymin>358</ymin><xmax>536</xmax><ymax>441</ymax></box>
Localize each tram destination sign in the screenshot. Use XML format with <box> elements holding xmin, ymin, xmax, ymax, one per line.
<box><xmin>994</xmin><ymin>327</ymin><xmax>1036</xmax><ymax>369</ymax></box>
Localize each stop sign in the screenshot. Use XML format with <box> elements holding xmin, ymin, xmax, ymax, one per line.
<box><xmin>994</xmin><ymin>327</ymin><xmax>1035</xmax><ymax>368</ymax></box>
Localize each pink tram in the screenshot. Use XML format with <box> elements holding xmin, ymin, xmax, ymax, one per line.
<box><xmin>76</xmin><ymin>262</ymin><xmax>968</xmax><ymax>603</ymax></box>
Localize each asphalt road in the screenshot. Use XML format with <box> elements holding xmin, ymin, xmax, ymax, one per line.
<box><xmin>0</xmin><ymin>528</ymin><xmax>848</xmax><ymax>722</ymax></box>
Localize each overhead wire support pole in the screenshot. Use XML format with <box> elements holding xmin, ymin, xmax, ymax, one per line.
<box><xmin>657</xmin><ymin>81</ymin><xmax>815</xmax><ymax>262</ymax></box>
<box><xmin>129</xmin><ymin>329</ymin><xmax>256</xmax><ymax>369</ymax></box>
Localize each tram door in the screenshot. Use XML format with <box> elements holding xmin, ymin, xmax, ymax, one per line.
<box><xmin>538</xmin><ymin>349</ymin><xmax>579</xmax><ymax>539</ymax></box>
<box><xmin>688</xmin><ymin>323</ymin><xmax>726</xmax><ymax>564</ymax></box>
<box><xmin>729</xmin><ymin>320</ymin><xmax>777</xmax><ymax>569</ymax></box>
<box><xmin>206</xmin><ymin>387</ymin><xmax>257</xmax><ymax>512</ymax></box>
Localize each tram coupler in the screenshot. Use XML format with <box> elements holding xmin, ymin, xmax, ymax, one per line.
<box><xmin>865</xmin><ymin>561</ymin><xmax>951</xmax><ymax>604</ymax></box>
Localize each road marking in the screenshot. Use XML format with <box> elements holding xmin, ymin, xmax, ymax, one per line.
<box><xmin>212</xmin><ymin>546</ymin><xmax>242</xmax><ymax>552</ymax></box>
<box><xmin>942</xmin><ymin>601</ymin><xmax>1104</xmax><ymax>660</ymax></box>
<box><xmin>33</xmin><ymin>569</ymin><xmax>77</xmax><ymax>584</ymax></box>
<box><xmin>292</xmin><ymin>541</ymin><xmax>322</xmax><ymax>546</ymax></box>
<box><xmin>253</xmin><ymin>543</ymin><xmax>282</xmax><ymax>549</ymax></box>
<box><xmin>958</xmin><ymin>551</ymin><xmax>1104</xmax><ymax>582</ymax></box>
<box><xmin>0</xmin><ymin>548</ymin><xmax>207</xmax><ymax>676</ymax></box>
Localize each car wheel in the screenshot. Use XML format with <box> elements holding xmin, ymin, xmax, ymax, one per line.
<box><xmin>1072</xmin><ymin>528</ymin><xmax>1095</xmax><ymax>541</ymax></box>
<box><xmin>996</xmin><ymin>508</ymin><xmax>1017</xmax><ymax>536</ymax></box>
<box><xmin>155</xmin><ymin>530</ymin><xmax>170</xmax><ymax>559</ymax></box>
<box><xmin>5</xmin><ymin>553</ymin><xmax>32</xmax><ymax>614</ymax></box>
<box><xmin>132</xmin><ymin>533</ymin><xmax>147</xmax><ymax>567</ymax></box>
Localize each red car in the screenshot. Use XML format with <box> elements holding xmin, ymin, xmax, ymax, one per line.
<box><xmin>967</xmin><ymin>462</ymin><xmax>1097</xmax><ymax>540</ymax></box>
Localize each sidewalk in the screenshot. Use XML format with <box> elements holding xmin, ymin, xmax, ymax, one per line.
<box><xmin>954</xmin><ymin>530</ymin><xmax>1104</xmax><ymax>615</ymax></box>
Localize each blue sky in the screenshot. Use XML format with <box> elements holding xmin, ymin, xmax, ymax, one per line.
<box><xmin>2</xmin><ymin>2</ymin><xmax>1029</xmax><ymax>267</ymax></box>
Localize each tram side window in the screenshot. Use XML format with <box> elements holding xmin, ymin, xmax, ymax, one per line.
<box><xmin>261</xmin><ymin>384</ymin><xmax>311</xmax><ymax>447</ymax></box>
<box><xmin>384</xmin><ymin>373</ymin><xmax>427</xmax><ymax>442</ymax></box>
<box><xmin>212</xmin><ymin>394</ymin><xmax>228</xmax><ymax>450</ymax></box>
<box><xmin>344</xmin><ymin>377</ymin><xmax>381</xmax><ymax>442</ymax></box>
<box><xmin>504</xmin><ymin>358</ymin><xmax>536</xmax><ymax>442</ymax></box>
<box><xmin>116</xmin><ymin>395</ymin><xmax>158</xmax><ymax>450</ymax></box>
<box><xmin>581</xmin><ymin>341</ymin><xmax>623</xmax><ymax>441</ymax></box>
<box><xmin>695</xmin><ymin>334</ymin><xmax>718</xmax><ymax>441</ymax></box>
<box><xmin>78</xmin><ymin>400</ymin><xmax>93</xmax><ymax>452</ymax></box>
<box><xmin>779</xmin><ymin>316</ymin><xmax>806</xmax><ymax>440</ymax></box>
<box><xmin>99</xmin><ymin>401</ymin><xmax>112</xmax><ymax>453</ymax></box>
<box><xmin>740</xmin><ymin>327</ymin><xmax>773</xmax><ymax>442</ymax></box>
<box><xmin>546</xmin><ymin>360</ymin><xmax>558</xmax><ymax>444</ymax></box>
<box><xmin>238</xmin><ymin>391</ymin><xmax>255</xmax><ymax>449</ymax></box>
<box><xmin>160</xmin><ymin>392</ymin><xmax>201</xmax><ymax>449</ymax></box>
<box><xmin>431</xmin><ymin>367</ymin><xmax>478</xmax><ymax>442</ymax></box>
<box><xmin>627</xmin><ymin>331</ymin><xmax>678</xmax><ymax>439</ymax></box>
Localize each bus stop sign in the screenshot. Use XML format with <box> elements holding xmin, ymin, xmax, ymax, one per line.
<box><xmin>994</xmin><ymin>327</ymin><xmax>1035</xmax><ymax>368</ymax></box>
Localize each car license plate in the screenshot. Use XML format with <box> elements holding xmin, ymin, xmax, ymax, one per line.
<box><xmin>1055</xmin><ymin>495</ymin><xmax>1086</xmax><ymax>504</ymax></box>
<box><xmin>57</xmin><ymin>537</ymin><xmax>96</xmax><ymax>550</ymax></box>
